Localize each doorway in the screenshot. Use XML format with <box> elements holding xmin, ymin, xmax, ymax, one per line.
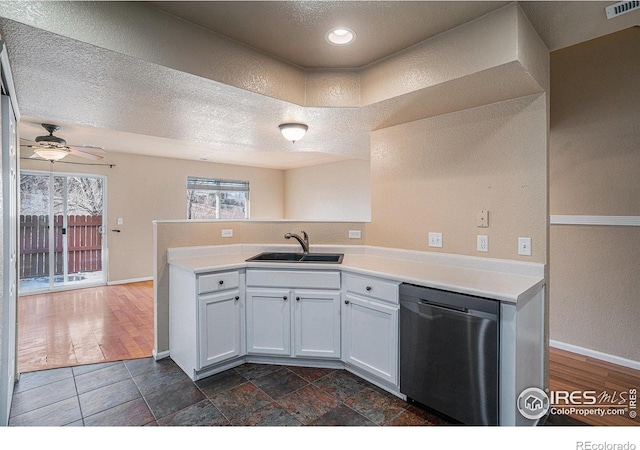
<box><xmin>19</xmin><ymin>170</ymin><xmax>107</xmax><ymax>293</ymax></box>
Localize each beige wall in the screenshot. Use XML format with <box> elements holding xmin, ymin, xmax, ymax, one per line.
<box><xmin>549</xmin><ymin>28</ymin><xmax>640</xmax><ymax>361</ymax></box>
<box><xmin>550</xmin><ymin>28</ymin><xmax>640</xmax><ymax>216</ymax></box>
<box><xmin>550</xmin><ymin>226</ymin><xmax>640</xmax><ymax>361</ymax></box>
<box><xmin>366</xmin><ymin>94</ymin><xmax>548</xmax><ymax>264</ymax></box>
<box><xmin>284</xmin><ymin>159</ymin><xmax>371</xmax><ymax>221</ymax></box>
<box><xmin>20</xmin><ymin>152</ymin><xmax>285</xmax><ymax>283</ymax></box>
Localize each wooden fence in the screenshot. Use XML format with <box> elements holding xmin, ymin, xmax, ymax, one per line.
<box><xmin>19</xmin><ymin>215</ymin><xmax>103</xmax><ymax>279</ymax></box>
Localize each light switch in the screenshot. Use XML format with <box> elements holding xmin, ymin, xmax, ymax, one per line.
<box><xmin>117</xmin><ymin>218</ymin><xmax>123</xmax><ymax>225</ymax></box>
<box><xmin>428</xmin><ymin>232</ymin><xmax>443</xmax><ymax>248</ymax></box>
<box><xmin>518</xmin><ymin>237</ymin><xmax>532</xmax><ymax>256</ymax></box>
<box><xmin>477</xmin><ymin>210</ymin><xmax>489</xmax><ymax>228</ymax></box>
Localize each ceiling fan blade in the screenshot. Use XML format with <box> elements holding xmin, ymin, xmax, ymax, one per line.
<box><xmin>69</xmin><ymin>148</ymin><xmax>104</xmax><ymax>160</ymax></box>
<box><xmin>69</xmin><ymin>145</ymin><xmax>107</xmax><ymax>155</ymax></box>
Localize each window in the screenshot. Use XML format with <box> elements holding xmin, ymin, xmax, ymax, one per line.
<box><xmin>187</xmin><ymin>177</ymin><xmax>249</xmax><ymax>219</ymax></box>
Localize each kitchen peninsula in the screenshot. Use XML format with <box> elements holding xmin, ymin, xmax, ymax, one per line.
<box><xmin>164</xmin><ymin>240</ymin><xmax>545</xmax><ymax>426</ymax></box>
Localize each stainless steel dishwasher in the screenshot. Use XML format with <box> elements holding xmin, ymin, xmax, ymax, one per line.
<box><xmin>399</xmin><ymin>283</ymin><xmax>499</xmax><ymax>425</ymax></box>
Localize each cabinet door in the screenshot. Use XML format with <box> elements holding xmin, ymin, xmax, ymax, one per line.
<box><xmin>246</xmin><ymin>288</ymin><xmax>291</xmax><ymax>356</ymax></box>
<box><xmin>293</xmin><ymin>290</ymin><xmax>341</xmax><ymax>359</ymax></box>
<box><xmin>342</xmin><ymin>293</ymin><xmax>399</xmax><ymax>385</ymax></box>
<box><xmin>198</xmin><ymin>290</ymin><xmax>242</xmax><ymax>369</ymax></box>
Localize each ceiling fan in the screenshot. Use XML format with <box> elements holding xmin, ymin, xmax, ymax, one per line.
<box><xmin>20</xmin><ymin>123</ymin><xmax>106</xmax><ymax>161</ymax></box>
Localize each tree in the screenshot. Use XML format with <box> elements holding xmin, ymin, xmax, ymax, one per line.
<box><xmin>20</xmin><ymin>174</ymin><xmax>103</xmax><ymax>216</ymax></box>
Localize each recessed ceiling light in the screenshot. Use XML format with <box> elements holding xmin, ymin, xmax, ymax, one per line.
<box><xmin>325</xmin><ymin>27</ymin><xmax>356</xmax><ymax>46</ymax></box>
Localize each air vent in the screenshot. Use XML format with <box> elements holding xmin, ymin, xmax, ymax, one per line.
<box><xmin>605</xmin><ymin>0</ymin><xmax>640</xmax><ymax>19</ymax></box>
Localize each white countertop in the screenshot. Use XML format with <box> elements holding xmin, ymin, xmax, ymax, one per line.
<box><xmin>168</xmin><ymin>246</ymin><xmax>545</xmax><ymax>304</ymax></box>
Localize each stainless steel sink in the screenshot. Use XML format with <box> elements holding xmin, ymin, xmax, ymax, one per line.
<box><xmin>246</xmin><ymin>252</ymin><xmax>343</xmax><ymax>264</ymax></box>
<box><xmin>299</xmin><ymin>253</ymin><xmax>344</xmax><ymax>263</ymax></box>
<box><xmin>246</xmin><ymin>252</ymin><xmax>304</xmax><ymax>262</ymax></box>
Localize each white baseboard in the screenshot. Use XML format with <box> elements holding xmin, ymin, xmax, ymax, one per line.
<box><xmin>550</xmin><ymin>340</ymin><xmax>640</xmax><ymax>371</ymax></box>
<box><xmin>152</xmin><ymin>349</ymin><xmax>170</xmax><ymax>360</ymax></box>
<box><xmin>107</xmin><ymin>276</ymin><xmax>153</xmax><ymax>286</ymax></box>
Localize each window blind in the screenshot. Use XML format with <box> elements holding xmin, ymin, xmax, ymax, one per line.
<box><xmin>187</xmin><ymin>177</ymin><xmax>249</xmax><ymax>192</ymax></box>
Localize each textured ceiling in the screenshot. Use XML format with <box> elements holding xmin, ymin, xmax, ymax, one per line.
<box><xmin>6</xmin><ymin>4</ymin><xmax>546</xmax><ymax>170</ymax></box>
<box><xmin>3</xmin><ymin>1</ymin><xmax>638</xmax><ymax>170</ymax></box>
<box><xmin>149</xmin><ymin>1</ymin><xmax>508</xmax><ymax>69</ymax></box>
<box><xmin>10</xmin><ymin>17</ymin><xmax>542</xmax><ymax>169</ymax></box>
<box><xmin>150</xmin><ymin>1</ymin><xmax>640</xmax><ymax>66</ymax></box>
<box><xmin>7</xmin><ymin>19</ymin><xmax>370</xmax><ymax>169</ymax></box>
<box><xmin>520</xmin><ymin>1</ymin><xmax>640</xmax><ymax>51</ymax></box>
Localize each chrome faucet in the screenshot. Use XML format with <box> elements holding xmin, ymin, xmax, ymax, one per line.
<box><xmin>284</xmin><ymin>231</ymin><xmax>310</xmax><ymax>254</ymax></box>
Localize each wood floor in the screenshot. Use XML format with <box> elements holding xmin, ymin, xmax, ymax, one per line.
<box><xmin>549</xmin><ymin>347</ymin><xmax>639</xmax><ymax>426</ymax></box>
<box><xmin>17</xmin><ymin>282</ymin><xmax>639</xmax><ymax>426</ymax></box>
<box><xmin>18</xmin><ymin>281</ymin><xmax>154</xmax><ymax>373</ymax></box>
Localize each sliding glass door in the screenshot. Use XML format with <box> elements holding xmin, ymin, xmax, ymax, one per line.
<box><xmin>19</xmin><ymin>170</ymin><xmax>107</xmax><ymax>293</ymax></box>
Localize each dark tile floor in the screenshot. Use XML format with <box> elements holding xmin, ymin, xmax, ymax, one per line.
<box><xmin>9</xmin><ymin>358</ymin><xmax>452</xmax><ymax>426</ymax></box>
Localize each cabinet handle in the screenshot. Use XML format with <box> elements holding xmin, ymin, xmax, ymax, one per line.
<box><xmin>296</xmin><ymin>296</ymin><xmax>300</xmax><ymax>301</ymax></box>
<box><xmin>365</xmin><ymin>286</ymin><xmax>372</xmax><ymax>291</ymax></box>
<box><xmin>283</xmin><ymin>295</ymin><xmax>288</xmax><ymax>301</ymax></box>
<box><xmin>219</xmin><ymin>280</ymin><xmax>224</xmax><ymax>285</ymax></box>
<box><xmin>234</xmin><ymin>296</ymin><xmax>239</xmax><ymax>301</ymax></box>
<box><xmin>344</xmin><ymin>300</ymin><xmax>350</xmax><ymax>305</ymax></box>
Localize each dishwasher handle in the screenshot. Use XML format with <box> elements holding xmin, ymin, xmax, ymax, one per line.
<box><xmin>419</xmin><ymin>299</ymin><xmax>468</xmax><ymax>314</ymax></box>
<box><xmin>414</xmin><ymin>298</ymin><xmax>498</xmax><ymax>321</ymax></box>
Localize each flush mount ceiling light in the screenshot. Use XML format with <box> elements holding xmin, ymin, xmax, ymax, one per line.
<box><xmin>325</xmin><ymin>27</ymin><xmax>356</xmax><ymax>46</ymax></box>
<box><xmin>279</xmin><ymin>123</ymin><xmax>308</xmax><ymax>143</ymax></box>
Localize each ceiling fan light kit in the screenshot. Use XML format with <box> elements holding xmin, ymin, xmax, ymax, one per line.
<box><xmin>34</xmin><ymin>147</ymin><xmax>70</xmax><ymax>161</ymax></box>
<box><xmin>21</xmin><ymin>123</ymin><xmax>106</xmax><ymax>162</ymax></box>
<box><xmin>279</xmin><ymin>123</ymin><xmax>308</xmax><ymax>143</ymax></box>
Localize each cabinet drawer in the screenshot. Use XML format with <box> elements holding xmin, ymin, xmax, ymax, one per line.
<box><xmin>246</xmin><ymin>269</ymin><xmax>340</xmax><ymax>290</ymax></box>
<box><xmin>344</xmin><ymin>273</ymin><xmax>399</xmax><ymax>304</ymax></box>
<box><xmin>198</xmin><ymin>271</ymin><xmax>240</xmax><ymax>294</ymax></box>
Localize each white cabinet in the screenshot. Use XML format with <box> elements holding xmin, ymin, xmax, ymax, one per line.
<box><xmin>342</xmin><ymin>273</ymin><xmax>400</xmax><ymax>386</ymax></box>
<box><xmin>246</xmin><ymin>288</ymin><xmax>291</xmax><ymax>356</ymax></box>
<box><xmin>246</xmin><ymin>269</ymin><xmax>341</xmax><ymax>359</ymax></box>
<box><xmin>294</xmin><ymin>290</ymin><xmax>341</xmax><ymax>359</ymax></box>
<box><xmin>199</xmin><ymin>290</ymin><xmax>243</xmax><ymax>367</ymax></box>
<box><xmin>169</xmin><ymin>267</ymin><xmax>245</xmax><ymax>380</ymax></box>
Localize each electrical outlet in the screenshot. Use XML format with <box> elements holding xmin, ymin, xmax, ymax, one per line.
<box><xmin>428</xmin><ymin>232</ymin><xmax>443</xmax><ymax>248</ymax></box>
<box><xmin>477</xmin><ymin>235</ymin><xmax>488</xmax><ymax>252</ymax></box>
<box><xmin>221</xmin><ymin>229</ymin><xmax>233</xmax><ymax>238</ymax></box>
<box><xmin>518</xmin><ymin>237</ymin><xmax>531</xmax><ymax>256</ymax></box>
<box><xmin>349</xmin><ymin>230</ymin><xmax>362</xmax><ymax>239</ymax></box>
